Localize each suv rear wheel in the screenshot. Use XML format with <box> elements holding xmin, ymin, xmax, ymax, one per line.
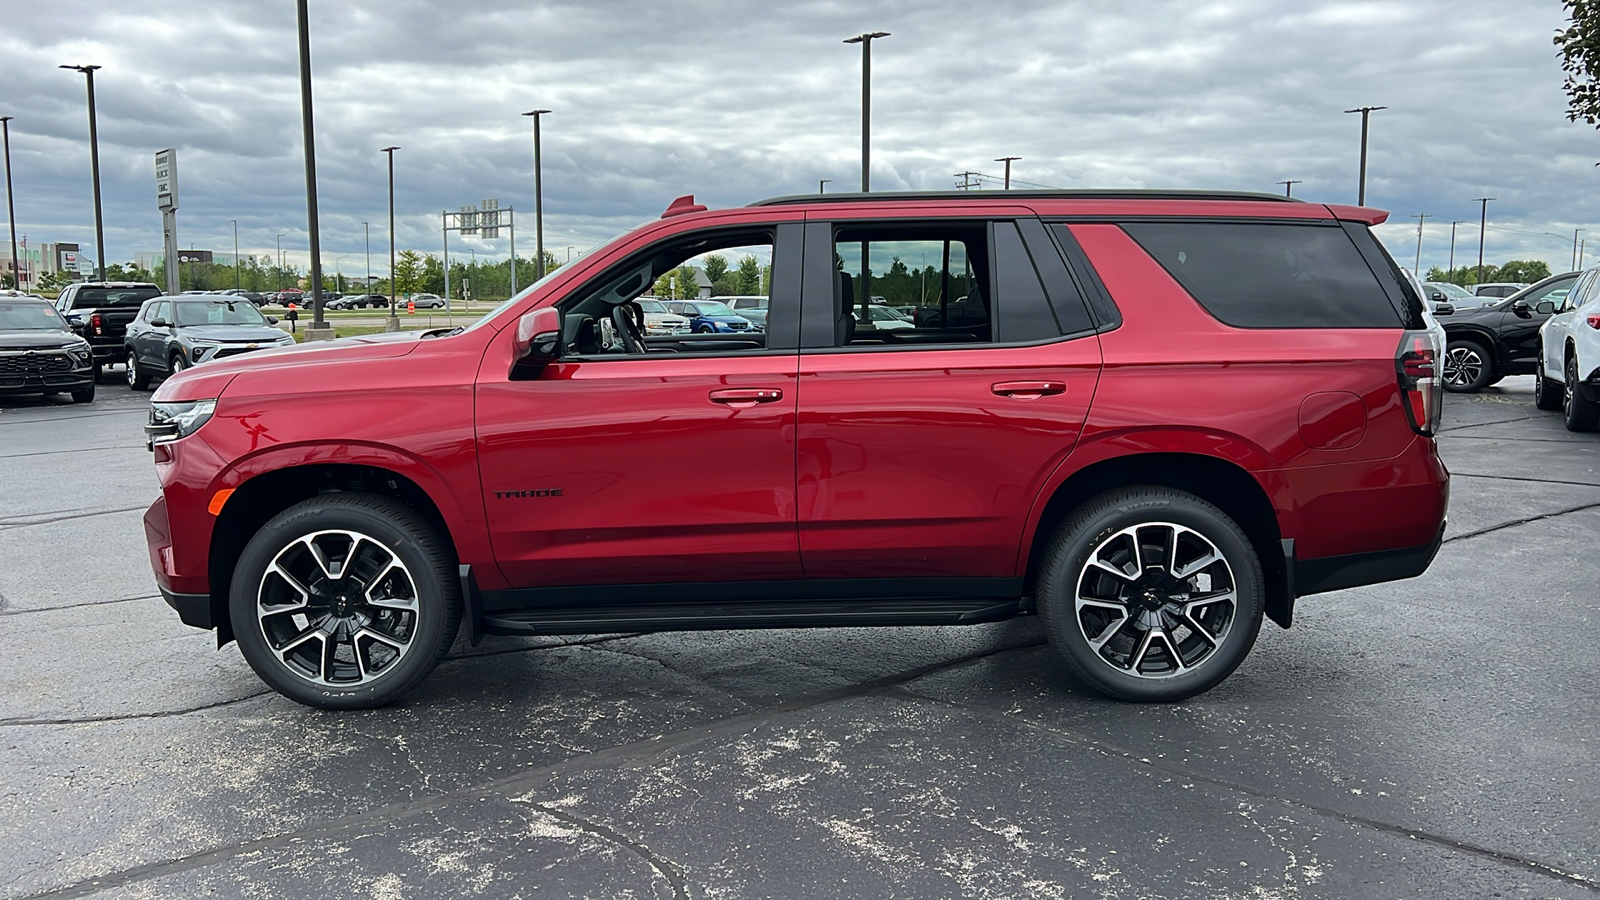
<box><xmin>1536</xmin><ymin>356</ymin><xmax>1564</xmax><ymax>411</ymax></box>
<box><xmin>1037</xmin><ymin>487</ymin><xmax>1264</xmax><ymax>701</ymax></box>
<box><xmin>1443</xmin><ymin>339</ymin><xmax>1493</xmax><ymax>392</ymax></box>
<box><xmin>229</xmin><ymin>494</ymin><xmax>462</xmax><ymax>709</ymax></box>
<box><xmin>1565</xmin><ymin>354</ymin><xmax>1600</xmax><ymax>432</ymax></box>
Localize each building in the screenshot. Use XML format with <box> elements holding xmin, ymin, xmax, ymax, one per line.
<box><xmin>1</xmin><ymin>242</ymin><xmax>88</xmax><ymax>287</ymax></box>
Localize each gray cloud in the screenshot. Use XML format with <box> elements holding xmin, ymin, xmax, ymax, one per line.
<box><xmin>0</xmin><ymin>0</ymin><xmax>1593</xmax><ymax>276</ymax></box>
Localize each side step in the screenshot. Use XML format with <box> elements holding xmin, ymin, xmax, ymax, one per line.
<box><xmin>480</xmin><ymin>597</ymin><xmax>1023</xmax><ymax>636</ymax></box>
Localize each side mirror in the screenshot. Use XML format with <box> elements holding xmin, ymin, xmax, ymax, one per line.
<box><xmin>1435</xmin><ymin>302</ymin><xmax>1454</xmax><ymax>316</ymax></box>
<box><xmin>1535</xmin><ymin>301</ymin><xmax>1556</xmax><ymax>315</ymax></box>
<box><xmin>151</xmin><ymin>317</ymin><xmax>170</xmax><ymax>328</ymax></box>
<box><xmin>1511</xmin><ymin>299</ymin><xmax>1532</xmax><ymax>317</ymax></box>
<box><xmin>266</xmin><ymin>316</ymin><xmax>279</xmax><ymax>324</ymax></box>
<box><xmin>513</xmin><ymin>307</ymin><xmax>562</xmax><ymax>370</ymax></box>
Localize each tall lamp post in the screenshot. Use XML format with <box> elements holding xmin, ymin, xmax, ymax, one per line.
<box><xmin>1</xmin><ymin>116</ymin><xmax>18</xmax><ymax>290</ymax></box>
<box><xmin>844</xmin><ymin>32</ymin><xmax>889</xmax><ymax>192</ymax></box>
<box><xmin>363</xmin><ymin>221</ymin><xmax>370</xmax><ymax>290</ymax></box>
<box><xmin>995</xmin><ymin>156</ymin><xmax>1020</xmax><ymax>189</ymax></box>
<box><xmin>381</xmin><ymin>145</ymin><xmax>399</xmax><ymax>329</ymax></box>
<box><xmin>1449</xmin><ymin>221</ymin><xmax>1461</xmax><ymax>274</ymax></box>
<box><xmin>231</xmin><ymin>219</ymin><xmax>240</xmax><ymax>290</ymax></box>
<box><xmin>1277</xmin><ymin>179</ymin><xmax>1302</xmax><ymax>198</ymax></box>
<box><xmin>1475</xmin><ymin>197</ymin><xmax>1494</xmax><ymax>283</ymax></box>
<box><xmin>59</xmin><ymin>65</ymin><xmax>107</xmax><ymax>280</ymax></box>
<box><xmin>521</xmin><ymin>110</ymin><xmax>550</xmax><ymax>280</ymax></box>
<box><xmin>819</xmin><ymin>179</ymin><xmax>831</xmax><ymax>193</ymax></box>
<box><xmin>295</xmin><ymin>0</ymin><xmax>334</xmax><ymax>340</ymax></box>
<box><xmin>276</xmin><ymin>233</ymin><xmax>284</xmax><ymax>294</ymax></box>
<box><xmin>1343</xmin><ymin>105</ymin><xmax>1386</xmax><ymax>206</ymax></box>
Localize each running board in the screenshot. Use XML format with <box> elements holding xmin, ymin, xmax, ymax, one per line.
<box><xmin>480</xmin><ymin>597</ymin><xmax>1023</xmax><ymax>636</ymax></box>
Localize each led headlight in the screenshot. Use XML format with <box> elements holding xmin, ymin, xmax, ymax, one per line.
<box><xmin>64</xmin><ymin>342</ymin><xmax>92</xmax><ymax>365</ymax></box>
<box><xmin>145</xmin><ymin>399</ymin><xmax>217</xmax><ymax>445</ymax></box>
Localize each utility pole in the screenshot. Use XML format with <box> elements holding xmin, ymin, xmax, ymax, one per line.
<box><xmin>60</xmin><ymin>65</ymin><xmax>106</xmax><ymax>280</ymax></box>
<box><xmin>232</xmin><ymin>219</ymin><xmax>240</xmax><ymax>290</ymax></box>
<box><xmin>954</xmin><ymin>171</ymin><xmax>979</xmax><ymax>190</ymax></box>
<box><xmin>1</xmin><ymin>117</ymin><xmax>18</xmax><ymax>291</ymax></box>
<box><xmin>295</xmin><ymin>0</ymin><xmax>333</xmax><ymax>341</ymax></box>
<box><xmin>1277</xmin><ymin>179</ymin><xmax>1302</xmax><ymax>197</ymax></box>
<box><xmin>819</xmin><ymin>179</ymin><xmax>831</xmax><ymax>193</ymax></box>
<box><xmin>1410</xmin><ymin>213</ymin><xmax>1431</xmax><ymax>276</ymax></box>
<box><xmin>1343</xmin><ymin>105</ymin><xmax>1387</xmax><ymax>206</ymax></box>
<box><xmin>363</xmin><ymin>221</ymin><xmax>370</xmax><ymax>291</ymax></box>
<box><xmin>1574</xmin><ymin>229</ymin><xmax>1583</xmax><ymax>271</ymax></box>
<box><xmin>521</xmin><ymin>110</ymin><xmax>550</xmax><ymax>280</ymax></box>
<box><xmin>1475</xmin><ymin>198</ymin><xmax>1494</xmax><ymax>283</ymax></box>
<box><xmin>1449</xmin><ymin>221</ymin><xmax>1461</xmax><ymax>274</ymax></box>
<box><xmin>844</xmin><ymin>32</ymin><xmax>890</xmax><ymax>192</ymax></box>
<box><xmin>382</xmin><ymin>146</ymin><xmax>399</xmax><ymax>329</ymax></box>
<box><xmin>276</xmin><ymin>234</ymin><xmax>283</xmax><ymax>294</ymax></box>
<box><xmin>994</xmin><ymin>156</ymin><xmax>1020</xmax><ymax>189</ymax></box>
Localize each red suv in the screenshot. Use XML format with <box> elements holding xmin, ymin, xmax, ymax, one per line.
<box><xmin>142</xmin><ymin>190</ymin><xmax>1448</xmax><ymax>709</ymax></box>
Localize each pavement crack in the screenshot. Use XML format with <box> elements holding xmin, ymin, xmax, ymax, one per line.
<box><xmin>585</xmin><ymin>644</ymin><xmax>758</xmax><ymax>710</ymax></box>
<box><xmin>1443</xmin><ymin>500</ymin><xmax>1600</xmax><ymax>544</ymax></box>
<box><xmin>0</xmin><ymin>504</ymin><xmax>151</xmax><ymax>530</ymax></box>
<box><xmin>520</xmin><ymin>800</ymin><xmax>689</xmax><ymax>899</ymax></box>
<box><xmin>0</xmin><ymin>445</ymin><xmax>144</xmax><ymax>460</ymax></box>
<box><xmin>1436</xmin><ymin>414</ymin><xmax>1544</xmax><ymax>433</ymax></box>
<box><xmin>896</xmin><ymin>690</ymin><xmax>1600</xmax><ymax>894</ymax></box>
<box><xmin>0</xmin><ymin>594</ymin><xmax>157</xmax><ymax>617</ymax></box>
<box><xmin>441</xmin><ymin>632</ymin><xmax>646</xmax><ymax>664</ymax></box>
<box><xmin>14</xmin><ymin>633</ymin><xmax>1047</xmax><ymax>899</ymax></box>
<box><xmin>1450</xmin><ymin>472</ymin><xmax>1600</xmax><ymax>488</ymax></box>
<box><xmin>0</xmin><ymin>690</ymin><xmax>272</xmax><ymax>727</ymax></box>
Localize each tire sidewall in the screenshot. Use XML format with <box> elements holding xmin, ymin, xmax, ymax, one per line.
<box><xmin>1443</xmin><ymin>340</ymin><xmax>1491</xmax><ymax>393</ymax></box>
<box><xmin>229</xmin><ymin>495</ymin><xmax>459</xmax><ymax>709</ymax></box>
<box><xmin>1038</xmin><ymin>488</ymin><xmax>1264</xmax><ymax>702</ymax></box>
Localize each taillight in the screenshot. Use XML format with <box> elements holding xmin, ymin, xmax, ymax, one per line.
<box><xmin>1587</xmin><ymin>314</ymin><xmax>1600</xmax><ymax>330</ymax></box>
<box><xmin>90</xmin><ymin>313</ymin><xmax>103</xmax><ymax>336</ymax></box>
<box><xmin>1396</xmin><ymin>330</ymin><xmax>1443</xmax><ymax>436</ymax></box>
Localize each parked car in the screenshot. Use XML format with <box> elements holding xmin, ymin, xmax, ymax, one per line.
<box><xmin>53</xmin><ymin>281</ymin><xmax>164</xmax><ymax>381</ymax></box>
<box><xmin>1473</xmin><ymin>282</ymin><xmax>1529</xmax><ymax>299</ymax></box>
<box><xmin>142</xmin><ymin>188</ymin><xmax>1446</xmax><ymax>710</ymax></box>
<box><xmin>220</xmin><ymin>289</ymin><xmax>267</xmax><ymax>306</ymax></box>
<box><xmin>276</xmin><ymin>289</ymin><xmax>305</xmax><ymax>308</ymax></box>
<box><xmin>1421</xmin><ymin>281</ymin><xmax>1481</xmax><ymax>312</ymax></box>
<box><xmin>1440</xmin><ymin>271</ymin><xmax>1578</xmax><ymax>392</ymax></box>
<box><xmin>0</xmin><ymin>295</ymin><xmax>95</xmax><ymax>403</ymax></box>
<box><xmin>665</xmin><ymin>299</ymin><xmax>755</xmax><ymax>332</ymax></box>
<box><xmin>408</xmin><ymin>293</ymin><xmax>446</xmax><ymax>309</ymax></box>
<box><xmin>852</xmin><ymin>304</ymin><xmax>915</xmax><ymax>330</ymax></box>
<box><xmin>326</xmin><ymin>293</ymin><xmax>385</xmax><ymax>310</ymax></box>
<box><xmin>634</xmin><ymin>298</ymin><xmax>691</xmax><ymax>334</ymax></box>
<box><xmin>124</xmin><ymin>296</ymin><xmax>295</xmax><ymax>390</ymax></box>
<box><xmin>718</xmin><ymin>295</ymin><xmax>770</xmax><ymax>330</ymax></box>
<box><xmin>1535</xmin><ymin>267</ymin><xmax>1600</xmax><ymax>429</ymax></box>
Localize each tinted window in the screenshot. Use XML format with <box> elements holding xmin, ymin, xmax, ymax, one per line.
<box><xmin>1122</xmin><ymin>222</ymin><xmax>1402</xmax><ymax>328</ymax></box>
<box><xmin>992</xmin><ymin>221</ymin><xmax>1092</xmax><ymax>340</ymax></box>
<box><xmin>69</xmin><ymin>286</ymin><xmax>161</xmax><ymax>308</ymax></box>
<box><xmin>173</xmin><ymin>300</ymin><xmax>268</xmax><ymax>326</ymax></box>
<box><xmin>832</xmin><ymin>223</ymin><xmax>990</xmax><ymax>345</ymax></box>
<box><xmin>0</xmin><ymin>301</ymin><xmax>70</xmax><ymax>331</ymax></box>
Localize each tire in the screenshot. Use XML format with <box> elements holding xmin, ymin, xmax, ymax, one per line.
<box><xmin>126</xmin><ymin>350</ymin><xmax>151</xmax><ymax>391</ymax></box>
<box><xmin>1535</xmin><ymin>356</ymin><xmax>1564</xmax><ymax>411</ymax></box>
<box><xmin>1442</xmin><ymin>339</ymin><xmax>1494</xmax><ymax>393</ymax></box>
<box><xmin>1564</xmin><ymin>353</ymin><xmax>1600</xmax><ymax>432</ymax></box>
<box><xmin>92</xmin><ymin>359</ymin><xmax>104</xmax><ymax>383</ymax></box>
<box><xmin>696</xmin><ymin>325</ymin><xmax>713</xmax><ymax>334</ymax></box>
<box><xmin>229</xmin><ymin>493</ymin><xmax>461</xmax><ymax>709</ymax></box>
<box><xmin>170</xmin><ymin>352</ymin><xmax>189</xmax><ymax>374</ymax></box>
<box><xmin>70</xmin><ymin>381</ymin><xmax>95</xmax><ymax>403</ymax></box>
<box><xmin>1036</xmin><ymin>486</ymin><xmax>1265</xmax><ymax>702</ymax></box>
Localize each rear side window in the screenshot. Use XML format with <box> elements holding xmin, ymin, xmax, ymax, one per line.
<box><xmin>70</xmin><ymin>286</ymin><xmax>161</xmax><ymax>308</ymax></box>
<box><xmin>1122</xmin><ymin>222</ymin><xmax>1402</xmax><ymax>328</ymax></box>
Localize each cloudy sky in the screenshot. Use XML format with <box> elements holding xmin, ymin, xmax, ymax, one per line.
<box><xmin>0</xmin><ymin>0</ymin><xmax>1594</xmax><ymax>278</ymax></box>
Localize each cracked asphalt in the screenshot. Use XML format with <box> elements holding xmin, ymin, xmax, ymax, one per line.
<box><xmin>0</xmin><ymin>375</ymin><xmax>1596</xmax><ymax>899</ymax></box>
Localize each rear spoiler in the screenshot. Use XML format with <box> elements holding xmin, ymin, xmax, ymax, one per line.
<box><xmin>1324</xmin><ymin>204</ymin><xmax>1389</xmax><ymax>226</ymax></box>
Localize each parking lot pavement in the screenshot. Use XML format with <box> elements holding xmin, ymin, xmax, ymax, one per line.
<box><xmin>1</xmin><ymin>375</ymin><xmax>1596</xmax><ymax>899</ymax></box>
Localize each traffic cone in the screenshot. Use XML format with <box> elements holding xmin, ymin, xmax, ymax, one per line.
<box><xmin>407</xmin><ymin>299</ymin><xmax>415</xmax><ymax>314</ymax></box>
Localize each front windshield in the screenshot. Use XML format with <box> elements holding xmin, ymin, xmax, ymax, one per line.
<box><xmin>173</xmin><ymin>300</ymin><xmax>268</xmax><ymax>327</ymax></box>
<box><xmin>464</xmin><ymin>230</ymin><xmax>627</xmax><ymax>334</ymax></box>
<box><xmin>0</xmin><ymin>301</ymin><xmax>70</xmax><ymax>331</ymax></box>
<box><xmin>637</xmin><ymin>299</ymin><xmax>668</xmax><ymax>313</ymax></box>
<box><xmin>1428</xmin><ymin>282</ymin><xmax>1474</xmax><ymax>300</ymax></box>
<box><xmin>694</xmin><ymin>301</ymin><xmax>737</xmax><ymax>316</ymax></box>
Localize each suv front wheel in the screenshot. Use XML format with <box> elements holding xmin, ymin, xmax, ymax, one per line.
<box><xmin>1038</xmin><ymin>487</ymin><xmax>1264</xmax><ymax>701</ymax></box>
<box><xmin>229</xmin><ymin>494</ymin><xmax>462</xmax><ymax>709</ymax></box>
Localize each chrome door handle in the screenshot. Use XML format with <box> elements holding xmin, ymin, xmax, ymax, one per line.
<box><xmin>992</xmin><ymin>381</ymin><xmax>1066</xmax><ymax>399</ymax></box>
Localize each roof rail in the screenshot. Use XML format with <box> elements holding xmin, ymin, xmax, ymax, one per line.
<box><xmin>749</xmin><ymin>189</ymin><xmax>1302</xmax><ymax>207</ymax></box>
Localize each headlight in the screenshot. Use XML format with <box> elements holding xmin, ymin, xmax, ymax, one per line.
<box><xmin>145</xmin><ymin>399</ymin><xmax>217</xmax><ymax>446</ymax></box>
<box><xmin>65</xmin><ymin>344</ymin><xmax>91</xmax><ymax>365</ymax></box>
<box><xmin>189</xmin><ymin>339</ymin><xmax>221</xmax><ymax>346</ymax></box>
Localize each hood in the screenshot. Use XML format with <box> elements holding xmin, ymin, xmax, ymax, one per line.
<box><xmin>188</xmin><ymin>329</ymin><xmax>427</xmax><ymax>379</ymax></box>
<box><xmin>178</xmin><ymin>324</ymin><xmax>293</xmax><ymax>342</ymax></box>
<box><xmin>1443</xmin><ymin>301</ymin><xmax>1508</xmax><ymax>325</ymax></box>
<box><xmin>0</xmin><ymin>331</ymin><xmax>86</xmax><ymax>350</ymax></box>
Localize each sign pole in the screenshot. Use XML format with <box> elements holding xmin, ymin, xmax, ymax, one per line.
<box><xmin>155</xmin><ymin>149</ymin><xmax>179</xmax><ymax>295</ymax></box>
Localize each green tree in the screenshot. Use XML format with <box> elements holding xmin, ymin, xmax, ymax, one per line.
<box><xmin>393</xmin><ymin>250</ymin><xmax>425</xmax><ymax>295</ymax></box>
<box><xmin>675</xmin><ymin>265</ymin><xmax>699</xmax><ymax>299</ymax></box>
<box><xmin>653</xmin><ymin>274</ymin><xmax>673</xmax><ymax>297</ymax></box>
<box><xmin>37</xmin><ymin>270</ymin><xmax>75</xmax><ymax>293</ymax></box>
<box><xmin>1556</xmin><ymin>1</ymin><xmax>1600</xmax><ymax>126</ymax></box>
<box><xmin>421</xmin><ymin>255</ymin><xmax>445</xmax><ymax>295</ymax></box>
<box><xmin>735</xmin><ymin>255</ymin><xmax>762</xmax><ymax>294</ymax></box>
<box><xmin>702</xmin><ymin>254</ymin><xmax>729</xmax><ymax>285</ymax></box>
<box><xmin>1489</xmin><ymin>260</ymin><xmax>1552</xmax><ymax>283</ymax></box>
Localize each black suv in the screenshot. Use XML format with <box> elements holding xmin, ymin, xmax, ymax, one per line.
<box><xmin>1440</xmin><ymin>272</ymin><xmax>1578</xmax><ymax>392</ymax></box>
<box><xmin>0</xmin><ymin>295</ymin><xmax>96</xmax><ymax>402</ymax></box>
<box><xmin>54</xmin><ymin>281</ymin><xmax>163</xmax><ymax>380</ymax></box>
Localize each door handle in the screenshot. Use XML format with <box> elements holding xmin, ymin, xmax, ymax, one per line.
<box><xmin>709</xmin><ymin>388</ymin><xmax>783</xmax><ymax>408</ymax></box>
<box><xmin>992</xmin><ymin>381</ymin><xmax>1067</xmax><ymax>398</ymax></box>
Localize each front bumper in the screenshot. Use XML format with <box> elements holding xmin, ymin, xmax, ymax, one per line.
<box><xmin>0</xmin><ymin>370</ymin><xmax>94</xmax><ymax>395</ymax></box>
<box><xmin>187</xmin><ymin>340</ymin><xmax>295</xmax><ymax>365</ymax></box>
<box><xmin>0</xmin><ymin>348</ymin><xmax>94</xmax><ymax>393</ymax></box>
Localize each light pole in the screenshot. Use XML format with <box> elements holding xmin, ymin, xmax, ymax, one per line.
<box><xmin>231</xmin><ymin>219</ymin><xmax>240</xmax><ymax>290</ymax></box>
<box><xmin>60</xmin><ymin>65</ymin><xmax>107</xmax><ymax>280</ymax></box>
<box><xmin>1475</xmin><ymin>197</ymin><xmax>1494</xmax><ymax>283</ymax></box>
<box><xmin>1277</xmin><ymin>179</ymin><xmax>1302</xmax><ymax>198</ymax></box>
<box><xmin>363</xmin><ymin>221</ymin><xmax>370</xmax><ymax>289</ymax></box>
<box><xmin>1410</xmin><ymin>213</ymin><xmax>1430</xmax><ymax>276</ymax></box>
<box><xmin>276</xmin><ymin>233</ymin><xmax>284</xmax><ymax>293</ymax></box>
<box><xmin>1574</xmin><ymin>229</ymin><xmax>1583</xmax><ymax>271</ymax></box>
<box><xmin>819</xmin><ymin>178</ymin><xmax>831</xmax><ymax>193</ymax></box>
<box><xmin>295</xmin><ymin>0</ymin><xmax>333</xmax><ymax>340</ymax></box>
<box><xmin>844</xmin><ymin>32</ymin><xmax>890</xmax><ymax>192</ymax></box>
<box><xmin>1343</xmin><ymin>105</ymin><xmax>1386</xmax><ymax>206</ymax></box>
<box><xmin>521</xmin><ymin>110</ymin><xmax>550</xmax><ymax>280</ymax></box>
<box><xmin>995</xmin><ymin>156</ymin><xmax>1020</xmax><ymax>189</ymax></box>
<box><xmin>1449</xmin><ymin>221</ymin><xmax>1461</xmax><ymax>274</ymax></box>
<box><xmin>382</xmin><ymin>146</ymin><xmax>399</xmax><ymax>329</ymax></box>
<box><xmin>1</xmin><ymin>116</ymin><xmax>18</xmax><ymax>291</ymax></box>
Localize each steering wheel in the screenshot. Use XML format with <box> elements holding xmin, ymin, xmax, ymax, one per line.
<box><xmin>611</xmin><ymin>302</ymin><xmax>647</xmax><ymax>354</ymax></box>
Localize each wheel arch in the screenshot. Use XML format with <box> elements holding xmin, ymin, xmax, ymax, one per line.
<box><xmin>1021</xmin><ymin>452</ymin><xmax>1291</xmax><ymax>628</ymax></box>
<box><xmin>206</xmin><ymin>463</ymin><xmax>458</xmax><ymax>646</ymax></box>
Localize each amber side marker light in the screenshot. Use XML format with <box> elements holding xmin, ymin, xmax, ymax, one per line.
<box><xmin>208</xmin><ymin>489</ymin><xmax>236</xmax><ymax>516</ymax></box>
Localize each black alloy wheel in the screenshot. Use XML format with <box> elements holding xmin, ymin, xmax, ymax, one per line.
<box><xmin>1442</xmin><ymin>339</ymin><xmax>1493</xmax><ymax>392</ymax></box>
<box><xmin>70</xmin><ymin>381</ymin><xmax>95</xmax><ymax>403</ymax></box>
<box><xmin>1535</xmin><ymin>356</ymin><xmax>1564</xmax><ymax>411</ymax></box>
<box><xmin>1565</xmin><ymin>354</ymin><xmax>1600</xmax><ymax>432</ymax></box>
<box><xmin>229</xmin><ymin>493</ymin><xmax>461</xmax><ymax>709</ymax></box>
<box><xmin>1037</xmin><ymin>486</ymin><xmax>1264</xmax><ymax>702</ymax></box>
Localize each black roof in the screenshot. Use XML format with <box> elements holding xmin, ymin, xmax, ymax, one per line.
<box><xmin>750</xmin><ymin>189</ymin><xmax>1303</xmax><ymax>207</ymax></box>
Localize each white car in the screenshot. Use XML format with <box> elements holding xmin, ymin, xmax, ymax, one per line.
<box><xmin>1537</xmin><ymin>267</ymin><xmax>1600</xmax><ymax>430</ymax></box>
<box><xmin>851</xmin><ymin>304</ymin><xmax>914</xmax><ymax>331</ymax></box>
<box><xmin>635</xmin><ymin>298</ymin><xmax>691</xmax><ymax>335</ymax></box>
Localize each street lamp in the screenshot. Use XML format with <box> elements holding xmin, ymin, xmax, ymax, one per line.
<box><xmin>994</xmin><ymin>156</ymin><xmax>1020</xmax><ymax>190</ymax></box>
<box><xmin>1277</xmin><ymin>179</ymin><xmax>1302</xmax><ymax>198</ymax></box>
<box><xmin>843</xmin><ymin>32</ymin><xmax>889</xmax><ymax>192</ymax></box>
<box><xmin>819</xmin><ymin>179</ymin><xmax>831</xmax><ymax>193</ymax></box>
<box><xmin>59</xmin><ymin>65</ymin><xmax>106</xmax><ymax>280</ymax></box>
<box><xmin>231</xmin><ymin>219</ymin><xmax>240</xmax><ymax>290</ymax></box>
<box><xmin>521</xmin><ymin>110</ymin><xmax>550</xmax><ymax>280</ymax></box>
<box><xmin>276</xmin><ymin>233</ymin><xmax>284</xmax><ymax>293</ymax></box>
<box><xmin>294</xmin><ymin>0</ymin><xmax>332</xmax><ymax>340</ymax></box>
<box><xmin>363</xmin><ymin>221</ymin><xmax>370</xmax><ymax>290</ymax></box>
<box><xmin>1475</xmin><ymin>197</ymin><xmax>1494</xmax><ymax>283</ymax></box>
<box><xmin>1</xmin><ymin>116</ymin><xmax>18</xmax><ymax>291</ymax></box>
<box><xmin>382</xmin><ymin>145</ymin><xmax>399</xmax><ymax>328</ymax></box>
<box><xmin>1343</xmin><ymin>105</ymin><xmax>1386</xmax><ymax>206</ymax></box>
